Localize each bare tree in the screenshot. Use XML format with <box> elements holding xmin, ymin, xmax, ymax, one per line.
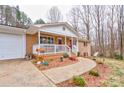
<box><xmin>67</xmin><ymin>5</ymin><xmax>124</xmax><ymax>58</ymax></box>
<box><xmin>47</xmin><ymin>6</ymin><xmax>62</xmax><ymax>23</ymax></box>
<box><xmin>5</xmin><ymin>5</ymin><xmax>12</xmax><ymax>25</ymax></box>
<box><xmin>107</xmin><ymin>5</ymin><xmax>116</xmax><ymax>58</ymax></box>
<box><xmin>68</xmin><ymin>7</ymin><xmax>80</xmax><ymax>31</ymax></box>
<box><xmin>116</xmin><ymin>5</ymin><xmax>124</xmax><ymax>59</ymax></box>
<box><xmin>68</xmin><ymin>5</ymin><xmax>92</xmax><ymax>40</ymax></box>
<box><xmin>0</xmin><ymin>5</ymin><xmax>5</xmax><ymax>24</ymax></box>
<box><xmin>78</xmin><ymin>5</ymin><xmax>92</xmax><ymax>40</ymax></box>
<box><xmin>92</xmin><ymin>5</ymin><xmax>106</xmax><ymax>55</ymax></box>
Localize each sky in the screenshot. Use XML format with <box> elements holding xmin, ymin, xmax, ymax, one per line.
<box><xmin>19</xmin><ymin>5</ymin><xmax>73</xmax><ymax>23</ymax></box>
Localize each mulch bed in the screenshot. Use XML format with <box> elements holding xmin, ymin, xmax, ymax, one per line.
<box><xmin>56</xmin><ymin>63</ymin><xmax>111</xmax><ymax>87</ymax></box>
<box><xmin>33</xmin><ymin>58</ymin><xmax>78</xmax><ymax>71</ymax></box>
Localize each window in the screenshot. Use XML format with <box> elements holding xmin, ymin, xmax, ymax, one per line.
<box><xmin>40</xmin><ymin>37</ymin><xmax>47</xmax><ymax>44</ymax></box>
<box><xmin>40</xmin><ymin>36</ymin><xmax>54</xmax><ymax>44</ymax></box>
<box><xmin>84</xmin><ymin>42</ymin><xmax>87</xmax><ymax>46</ymax></box>
<box><xmin>84</xmin><ymin>52</ymin><xmax>88</xmax><ymax>57</ymax></box>
<box><xmin>48</xmin><ymin>37</ymin><xmax>54</xmax><ymax>44</ymax></box>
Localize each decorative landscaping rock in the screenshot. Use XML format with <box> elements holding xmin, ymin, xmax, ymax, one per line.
<box><xmin>37</xmin><ymin>61</ymin><xmax>41</xmax><ymax>64</ymax></box>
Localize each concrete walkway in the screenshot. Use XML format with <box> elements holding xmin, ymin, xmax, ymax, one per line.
<box><xmin>42</xmin><ymin>57</ymin><xmax>96</xmax><ymax>84</ymax></box>
<box><xmin>0</xmin><ymin>60</ymin><xmax>55</xmax><ymax>87</ymax></box>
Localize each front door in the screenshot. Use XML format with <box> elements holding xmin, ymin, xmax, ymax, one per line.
<box><xmin>58</xmin><ymin>37</ymin><xmax>62</xmax><ymax>44</ymax></box>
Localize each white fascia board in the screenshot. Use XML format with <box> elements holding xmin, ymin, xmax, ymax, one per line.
<box><xmin>0</xmin><ymin>25</ymin><xmax>26</xmax><ymax>35</ymax></box>
<box><xmin>39</xmin><ymin>29</ymin><xmax>77</xmax><ymax>38</ymax></box>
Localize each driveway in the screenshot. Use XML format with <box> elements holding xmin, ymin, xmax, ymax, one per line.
<box><xmin>0</xmin><ymin>59</ymin><xmax>55</xmax><ymax>87</ymax></box>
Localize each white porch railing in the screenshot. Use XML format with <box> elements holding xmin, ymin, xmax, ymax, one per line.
<box><xmin>72</xmin><ymin>45</ymin><xmax>78</xmax><ymax>55</ymax></box>
<box><xmin>33</xmin><ymin>44</ymin><xmax>71</xmax><ymax>55</ymax></box>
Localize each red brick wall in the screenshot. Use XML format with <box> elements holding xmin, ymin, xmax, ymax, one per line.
<box><xmin>78</xmin><ymin>41</ymin><xmax>91</xmax><ymax>57</ymax></box>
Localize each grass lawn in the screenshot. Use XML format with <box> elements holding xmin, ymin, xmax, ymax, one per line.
<box><xmin>96</xmin><ymin>57</ymin><xmax>124</xmax><ymax>87</ymax></box>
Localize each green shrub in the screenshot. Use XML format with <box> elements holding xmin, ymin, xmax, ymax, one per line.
<box><xmin>89</xmin><ymin>70</ymin><xmax>99</xmax><ymax>77</ymax></box>
<box><xmin>92</xmin><ymin>58</ymin><xmax>96</xmax><ymax>61</ymax></box>
<box><xmin>63</xmin><ymin>53</ymin><xmax>69</xmax><ymax>58</ymax></box>
<box><xmin>32</xmin><ymin>60</ymin><xmax>37</xmax><ymax>64</ymax></box>
<box><xmin>96</xmin><ymin>60</ymin><xmax>103</xmax><ymax>64</ymax></box>
<box><xmin>43</xmin><ymin>62</ymin><xmax>49</xmax><ymax>66</ymax></box>
<box><xmin>73</xmin><ymin>76</ymin><xmax>86</xmax><ymax>87</ymax></box>
<box><xmin>77</xmin><ymin>52</ymin><xmax>80</xmax><ymax>57</ymax></box>
<box><xmin>114</xmin><ymin>54</ymin><xmax>123</xmax><ymax>60</ymax></box>
<box><xmin>60</xmin><ymin>56</ymin><xmax>64</xmax><ymax>62</ymax></box>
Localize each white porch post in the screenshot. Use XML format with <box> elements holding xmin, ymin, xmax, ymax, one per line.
<box><xmin>65</xmin><ymin>36</ymin><xmax>67</xmax><ymax>45</ymax></box>
<box><xmin>38</xmin><ymin>30</ymin><xmax>40</xmax><ymax>55</ymax></box>
<box><xmin>64</xmin><ymin>36</ymin><xmax>67</xmax><ymax>52</ymax></box>
<box><xmin>76</xmin><ymin>38</ymin><xmax>79</xmax><ymax>52</ymax></box>
<box><xmin>54</xmin><ymin>45</ymin><xmax>56</xmax><ymax>53</ymax></box>
<box><xmin>71</xmin><ymin>37</ymin><xmax>73</xmax><ymax>51</ymax></box>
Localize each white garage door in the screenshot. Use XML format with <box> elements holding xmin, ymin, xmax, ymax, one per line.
<box><xmin>0</xmin><ymin>33</ymin><xmax>25</xmax><ymax>60</ymax></box>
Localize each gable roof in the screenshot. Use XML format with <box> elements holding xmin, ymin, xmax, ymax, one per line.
<box><xmin>27</xmin><ymin>22</ymin><xmax>79</xmax><ymax>37</ymax></box>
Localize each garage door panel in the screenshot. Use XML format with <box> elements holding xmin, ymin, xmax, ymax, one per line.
<box><xmin>0</xmin><ymin>33</ymin><xmax>25</xmax><ymax>60</ymax></box>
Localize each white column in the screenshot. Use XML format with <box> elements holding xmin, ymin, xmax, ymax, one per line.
<box><xmin>64</xmin><ymin>36</ymin><xmax>67</xmax><ymax>52</ymax></box>
<box><xmin>38</xmin><ymin>30</ymin><xmax>40</xmax><ymax>55</ymax></box>
<box><xmin>76</xmin><ymin>38</ymin><xmax>79</xmax><ymax>52</ymax></box>
<box><xmin>54</xmin><ymin>45</ymin><xmax>56</xmax><ymax>53</ymax></box>
<box><xmin>65</xmin><ymin>36</ymin><xmax>67</xmax><ymax>45</ymax></box>
<box><xmin>71</xmin><ymin>37</ymin><xmax>73</xmax><ymax>51</ymax></box>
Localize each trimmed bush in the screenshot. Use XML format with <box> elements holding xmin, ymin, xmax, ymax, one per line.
<box><xmin>32</xmin><ymin>60</ymin><xmax>37</xmax><ymax>64</ymax></box>
<box><xmin>114</xmin><ymin>54</ymin><xmax>123</xmax><ymax>60</ymax></box>
<box><xmin>89</xmin><ymin>70</ymin><xmax>99</xmax><ymax>77</ymax></box>
<box><xmin>43</xmin><ymin>62</ymin><xmax>49</xmax><ymax>66</ymax></box>
<box><xmin>36</xmin><ymin>55</ymin><xmax>44</xmax><ymax>61</ymax></box>
<box><xmin>96</xmin><ymin>60</ymin><xmax>103</xmax><ymax>64</ymax></box>
<box><xmin>92</xmin><ymin>58</ymin><xmax>96</xmax><ymax>61</ymax></box>
<box><xmin>63</xmin><ymin>53</ymin><xmax>69</xmax><ymax>58</ymax></box>
<box><xmin>60</xmin><ymin>56</ymin><xmax>64</xmax><ymax>62</ymax></box>
<box><xmin>69</xmin><ymin>56</ymin><xmax>77</xmax><ymax>61</ymax></box>
<box><xmin>73</xmin><ymin>76</ymin><xmax>86</xmax><ymax>87</ymax></box>
<box><xmin>77</xmin><ymin>52</ymin><xmax>80</xmax><ymax>57</ymax></box>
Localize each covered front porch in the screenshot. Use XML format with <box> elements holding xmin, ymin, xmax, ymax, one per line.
<box><xmin>32</xmin><ymin>30</ymin><xmax>79</xmax><ymax>55</ymax></box>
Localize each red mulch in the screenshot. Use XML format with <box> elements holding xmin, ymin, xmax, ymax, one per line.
<box><xmin>57</xmin><ymin>63</ymin><xmax>111</xmax><ymax>87</ymax></box>
<box><xmin>33</xmin><ymin>58</ymin><xmax>78</xmax><ymax>71</ymax></box>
